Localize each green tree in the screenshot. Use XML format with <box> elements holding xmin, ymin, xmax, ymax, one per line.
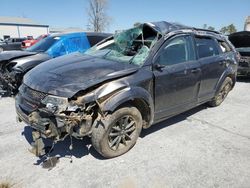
<box><xmin>202</xmin><ymin>24</ymin><xmax>215</xmax><ymax>31</ymax></box>
<box><xmin>220</xmin><ymin>24</ymin><xmax>237</xmax><ymax>35</ymax></box>
<box><xmin>220</xmin><ymin>26</ymin><xmax>228</xmax><ymax>34</ymax></box>
<box><xmin>227</xmin><ymin>24</ymin><xmax>237</xmax><ymax>34</ymax></box>
<box><xmin>207</xmin><ymin>26</ymin><xmax>215</xmax><ymax>31</ymax></box>
<box><xmin>203</xmin><ymin>24</ymin><xmax>208</xmax><ymax>29</ymax></box>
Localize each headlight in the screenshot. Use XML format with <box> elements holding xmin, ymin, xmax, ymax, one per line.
<box><xmin>41</xmin><ymin>95</ymin><xmax>68</xmax><ymax>112</ymax></box>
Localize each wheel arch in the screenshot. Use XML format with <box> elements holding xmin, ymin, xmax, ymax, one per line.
<box><xmin>215</xmin><ymin>68</ymin><xmax>236</xmax><ymax>95</ymax></box>
<box><xmin>99</xmin><ymin>86</ymin><xmax>154</xmax><ymax>129</ymax></box>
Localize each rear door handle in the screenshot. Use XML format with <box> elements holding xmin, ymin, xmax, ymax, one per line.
<box><xmin>191</xmin><ymin>68</ymin><xmax>201</xmax><ymax>74</ymax></box>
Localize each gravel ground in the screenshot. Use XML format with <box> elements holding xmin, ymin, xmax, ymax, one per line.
<box><xmin>0</xmin><ymin>79</ymin><xmax>250</xmax><ymax>188</ymax></box>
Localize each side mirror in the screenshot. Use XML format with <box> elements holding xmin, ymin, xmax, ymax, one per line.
<box><xmin>154</xmin><ymin>63</ymin><xmax>165</xmax><ymax>71</ymax></box>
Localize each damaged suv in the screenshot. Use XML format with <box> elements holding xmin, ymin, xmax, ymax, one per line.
<box><xmin>229</xmin><ymin>31</ymin><xmax>250</xmax><ymax>76</ymax></box>
<box><xmin>16</xmin><ymin>22</ymin><xmax>238</xmax><ymax>158</ymax></box>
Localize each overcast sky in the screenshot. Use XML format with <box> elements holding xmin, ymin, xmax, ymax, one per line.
<box><xmin>1</xmin><ymin>0</ymin><xmax>250</xmax><ymax>32</ymax></box>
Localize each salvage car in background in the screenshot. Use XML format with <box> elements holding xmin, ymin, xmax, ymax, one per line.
<box><xmin>21</xmin><ymin>34</ymin><xmax>48</xmax><ymax>49</ymax></box>
<box><xmin>229</xmin><ymin>31</ymin><xmax>250</xmax><ymax>76</ymax></box>
<box><xmin>0</xmin><ymin>32</ymin><xmax>111</xmax><ymax>95</ymax></box>
<box><xmin>16</xmin><ymin>21</ymin><xmax>238</xmax><ymax>158</ymax></box>
<box><xmin>0</xmin><ymin>37</ymin><xmax>27</xmax><ymax>52</ymax></box>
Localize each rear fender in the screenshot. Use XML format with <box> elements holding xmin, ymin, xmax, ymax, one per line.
<box><xmin>215</xmin><ymin>67</ymin><xmax>236</xmax><ymax>95</ymax></box>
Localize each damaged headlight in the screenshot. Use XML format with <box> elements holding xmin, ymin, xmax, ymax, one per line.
<box><xmin>41</xmin><ymin>95</ymin><xmax>68</xmax><ymax>113</ymax></box>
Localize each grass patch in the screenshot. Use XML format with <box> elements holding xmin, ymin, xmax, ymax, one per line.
<box><xmin>0</xmin><ymin>181</ymin><xmax>17</xmax><ymax>188</ymax></box>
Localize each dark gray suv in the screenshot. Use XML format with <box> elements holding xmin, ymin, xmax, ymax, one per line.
<box><xmin>15</xmin><ymin>21</ymin><xmax>238</xmax><ymax>158</ymax></box>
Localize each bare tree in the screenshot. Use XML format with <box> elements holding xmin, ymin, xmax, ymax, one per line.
<box><xmin>87</xmin><ymin>0</ymin><xmax>111</xmax><ymax>32</ymax></box>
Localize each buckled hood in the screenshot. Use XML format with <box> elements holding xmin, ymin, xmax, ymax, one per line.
<box><xmin>23</xmin><ymin>52</ymin><xmax>139</xmax><ymax>98</ymax></box>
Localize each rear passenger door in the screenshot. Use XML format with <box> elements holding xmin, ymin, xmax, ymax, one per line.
<box><xmin>153</xmin><ymin>34</ymin><xmax>201</xmax><ymax>120</ymax></box>
<box><xmin>195</xmin><ymin>36</ymin><xmax>226</xmax><ymax>101</ymax></box>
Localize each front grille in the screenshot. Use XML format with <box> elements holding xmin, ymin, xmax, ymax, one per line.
<box><xmin>18</xmin><ymin>84</ymin><xmax>47</xmax><ymax>113</ymax></box>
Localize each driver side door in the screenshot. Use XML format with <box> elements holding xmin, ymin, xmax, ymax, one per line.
<box><xmin>153</xmin><ymin>34</ymin><xmax>202</xmax><ymax>121</ymax></box>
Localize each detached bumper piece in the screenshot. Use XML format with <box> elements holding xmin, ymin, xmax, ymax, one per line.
<box><xmin>29</xmin><ymin>131</ymin><xmax>46</xmax><ymax>157</ymax></box>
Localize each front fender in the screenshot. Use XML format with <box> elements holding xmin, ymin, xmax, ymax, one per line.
<box><xmin>99</xmin><ymin>86</ymin><xmax>154</xmax><ymax>126</ymax></box>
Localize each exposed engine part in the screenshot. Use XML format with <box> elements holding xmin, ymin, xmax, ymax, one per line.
<box><xmin>0</xmin><ymin>70</ymin><xmax>22</xmax><ymax>96</ymax></box>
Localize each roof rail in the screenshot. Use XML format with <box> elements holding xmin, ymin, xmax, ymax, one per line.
<box><xmin>192</xmin><ymin>28</ymin><xmax>221</xmax><ymax>34</ymax></box>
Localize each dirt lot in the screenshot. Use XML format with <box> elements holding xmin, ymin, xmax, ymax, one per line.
<box><xmin>0</xmin><ymin>79</ymin><xmax>250</xmax><ymax>188</ymax></box>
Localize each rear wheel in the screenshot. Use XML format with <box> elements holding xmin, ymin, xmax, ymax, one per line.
<box><xmin>91</xmin><ymin>106</ymin><xmax>142</xmax><ymax>158</ymax></box>
<box><xmin>208</xmin><ymin>77</ymin><xmax>233</xmax><ymax>107</ymax></box>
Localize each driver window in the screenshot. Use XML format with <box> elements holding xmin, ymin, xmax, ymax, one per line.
<box><xmin>157</xmin><ymin>35</ymin><xmax>195</xmax><ymax>66</ymax></box>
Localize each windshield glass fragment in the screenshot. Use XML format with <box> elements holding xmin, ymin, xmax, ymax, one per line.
<box><xmin>85</xmin><ymin>24</ymin><xmax>161</xmax><ymax>66</ymax></box>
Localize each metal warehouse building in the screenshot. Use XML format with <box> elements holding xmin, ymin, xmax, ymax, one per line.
<box><xmin>0</xmin><ymin>16</ymin><xmax>49</xmax><ymax>39</ymax></box>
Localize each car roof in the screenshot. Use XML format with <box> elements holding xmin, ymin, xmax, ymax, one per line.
<box><xmin>49</xmin><ymin>32</ymin><xmax>112</xmax><ymax>38</ymax></box>
<box><xmin>148</xmin><ymin>21</ymin><xmax>222</xmax><ymax>38</ymax></box>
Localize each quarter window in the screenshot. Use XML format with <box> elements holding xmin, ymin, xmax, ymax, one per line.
<box><xmin>195</xmin><ymin>37</ymin><xmax>219</xmax><ymax>58</ymax></box>
<box><xmin>157</xmin><ymin>36</ymin><xmax>195</xmax><ymax>66</ymax></box>
<box><xmin>218</xmin><ymin>41</ymin><xmax>232</xmax><ymax>53</ymax></box>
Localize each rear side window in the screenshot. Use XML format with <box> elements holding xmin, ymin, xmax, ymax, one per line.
<box><xmin>195</xmin><ymin>37</ymin><xmax>219</xmax><ymax>58</ymax></box>
<box><xmin>87</xmin><ymin>36</ymin><xmax>105</xmax><ymax>46</ymax></box>
<box><xmin>157</xmin><ymin>35</ymin><xmax>195</xmax><ymax>66</ymax></box>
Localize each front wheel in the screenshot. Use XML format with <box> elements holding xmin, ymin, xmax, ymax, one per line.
<box><xmin>91</xmin><ymin>106</ymin><xmax>142</xmax><ymax>158</ymax></box>
<box><xmin>208</xmin><ymin>77</ymin><xmax>233</xmax><ymax>107</ymax></box>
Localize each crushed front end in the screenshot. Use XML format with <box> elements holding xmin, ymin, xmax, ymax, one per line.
<box><xmin>16</xmin><ymin>84</ymin><xmax>97</xmax><ymax>156</ymax></box>
<box><xmin>0</xmin><ymin>62</ymin><xmax>22</xmax><ymax>96</ymax></box>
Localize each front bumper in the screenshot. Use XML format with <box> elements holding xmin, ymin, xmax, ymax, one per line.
<box><xmin>16</xmin><ymin>87</ymin><xmax>94</xmax><ymax>139</ymax></box>
<box><xmin>15</xmin><ymin>94</ymin><xmax>51</xmax><ymax>135</ymax></box>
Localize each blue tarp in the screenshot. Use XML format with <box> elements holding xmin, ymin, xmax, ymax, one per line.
<box><xmin>46</xmin><ymin>33</ymin><xmax>90</xmax><ymax>58</ymax></box>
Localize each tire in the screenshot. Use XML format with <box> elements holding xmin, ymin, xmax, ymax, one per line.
<box><xmin>208</xmin><ymin>77</ymin><xmax>233</xmax><ymax>107</ymax></box>
<box><xmin>91</xmin><ymin>106</ymin><xmax>142</xmax><ymax>158</ymax></box>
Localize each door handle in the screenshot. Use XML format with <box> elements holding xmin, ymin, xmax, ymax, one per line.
<box><xmin>191</xmin><ymin>68</ymin><xmax>201</xmax><ymax>74</ymax></box>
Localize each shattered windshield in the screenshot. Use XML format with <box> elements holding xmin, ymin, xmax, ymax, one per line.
<box><xmin>85</xmin><ymin>24</ymin><xmax>160</xmax><ymax>66</ymax></box>
<box><xmin>25</xmin><ymin>36</ymin><xmax>60</xmax><ymax>53</ymax></box>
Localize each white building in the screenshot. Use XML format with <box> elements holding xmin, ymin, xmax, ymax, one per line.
<box><xmin>0</xmin><ymin>16</ymin><xmax>49</xmax><ymax>39</ymax></box>
<box><xmin>50</xmin><ymin>27</ymin><xmax>86</xmax><ymax>33</ymax></box>
<box><xmin>244</xmin><ymin>16</ymin><xmax>250</xmax><ymax>31</ymax></box>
